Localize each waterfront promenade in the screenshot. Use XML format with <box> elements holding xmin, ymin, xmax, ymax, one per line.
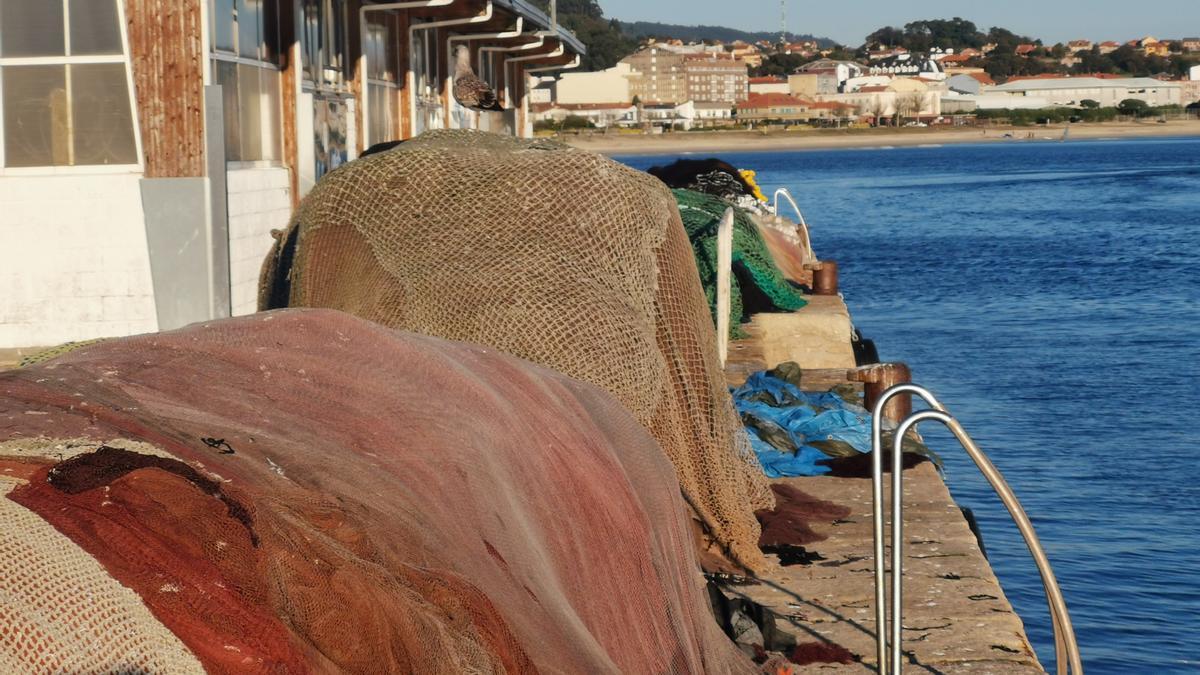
<box><xmin>563</xmin><ymin>119</ymin><xmax>1200</xmax><ymax>155</ymax></box>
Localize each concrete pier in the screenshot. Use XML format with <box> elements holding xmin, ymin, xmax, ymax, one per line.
<box><xmin>722</xmin><ymin>292</ymin><xmax>1045</xmax><ymax>672</ymax></box>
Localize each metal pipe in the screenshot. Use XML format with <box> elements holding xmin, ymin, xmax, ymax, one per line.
<box><xmin>480</xmin><ymin>34</ymin><xmax>546</xmax><ymax>107</ymax></box>
<box><xmin>408</xmin><ymin>1</ymin><xmax>495</xmax><ymax>137</ymax></box>
<box><xmin>360</xmin><ymin>0</ymin><xmax>456</xmax><ymax>146</ymax></box>
<box><xmin>772</xmin><ymin>187</ymin><xmax>816</xmax><ymax>265</ymax></box>
<box><xmin>445</xmin><ymin>18</ymin><xmax>524</xmax><ymax>128</ymax></box>
<box><xmin>890</xmin><ymin>410</ymin><xmax>955</xmax><ymax>673</ymax></box>
<box><xmin>871</xmin><ymin>384</ymin><xmax>1083</xmax><ymax>674</ymax></box>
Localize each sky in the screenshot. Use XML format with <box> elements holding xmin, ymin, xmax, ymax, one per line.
<box><xmin>597</xmin><ymin>0</ymin><xmax>1200</xmax><ymax>46</ymax></box>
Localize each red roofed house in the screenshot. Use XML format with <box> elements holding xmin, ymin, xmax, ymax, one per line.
<box><xmin>1015</xmin><ymin>44</ymin><xmax>1038</xmax><ymax>56</ymax></box>
<box><xmin>1099</xmin><ymin>41</ymin><xmax>1121</xmax><ymax>54</ymax></box>
<box><xmin>734</xmin><ymin>91</ymin><xmax>830</xmax><ymax>121</ymax></box>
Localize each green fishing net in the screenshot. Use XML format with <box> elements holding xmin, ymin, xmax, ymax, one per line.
<box><xmin>673</xmin><ymin>189</ymin><xmax>807</xmax><ymax>338</ymax></box>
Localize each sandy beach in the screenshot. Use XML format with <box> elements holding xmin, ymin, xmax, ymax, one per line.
<box><xmin>558</xmin><ymin>119</ymin><xmax>1200</xmax><ymax>155</ymax></box>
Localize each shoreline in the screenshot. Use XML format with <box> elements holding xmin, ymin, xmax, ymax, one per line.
<box><xmin>558</xmin><ymin>120</ymin><xmax>1200</xmax><ymax>156</ymax></box>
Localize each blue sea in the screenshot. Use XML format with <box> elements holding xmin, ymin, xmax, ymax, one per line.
<box><xmin>619</xmin><ymin>137</ymin><xmax>1200</xmax><ymax>674</ymax></box>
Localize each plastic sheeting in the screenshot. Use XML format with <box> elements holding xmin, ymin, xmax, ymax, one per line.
<box><xmin>733</xmin><ymin>371</ymin><xmax>872</xmax><ymax>478</ymax></box>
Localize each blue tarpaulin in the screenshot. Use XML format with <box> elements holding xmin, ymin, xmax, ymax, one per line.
<box><xmin>733</xmin><ymin>371</ymin><xmax>873</xmax><ymax>478</ymax></box>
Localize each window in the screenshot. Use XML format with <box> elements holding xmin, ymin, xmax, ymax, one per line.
<box><xmin>211</xmin><ymin>0</ymin><xmax>282</xmax><ymax>162</ymax></box>
<box><xmin>0</xmin><ymin>0</ymin><xmax>138</xmax><ymax>168</ymax></box>
<box><xmin>364</xmin><ymin>15</ymin><xmax>398</xmax><ymax>144</ymax></box>
<box><xmin>302</xmin><ymin>0</ymin><xmax>348</xmax><ymax>90</ymax></box>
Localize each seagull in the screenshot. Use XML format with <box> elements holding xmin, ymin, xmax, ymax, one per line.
<box><xmin>453</xmin><ymin>45</ymin><xmax>502</xmax><ymax>112</ymax></box>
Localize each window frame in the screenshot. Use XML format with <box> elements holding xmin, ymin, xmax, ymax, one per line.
<box><xmin>209</xmin><ymin>0</ymin><xmax>285</xmax><ymax>167</ymax></box>
<box><xmin>0</xmin><ymin>0</ymin><xmax>143</xmax><ymax>175</ymax></box>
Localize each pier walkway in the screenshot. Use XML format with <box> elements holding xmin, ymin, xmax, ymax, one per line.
<box><xmin>721</xmin><ymin>295</ymin><xmax>1045</xmax><ymax>672</ymax></box>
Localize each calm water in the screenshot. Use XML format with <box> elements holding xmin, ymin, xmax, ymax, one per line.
<box><xmin>620</xmin><ymin>138</ymin><xmax>1200</xmax><ymax>673</ymax></box>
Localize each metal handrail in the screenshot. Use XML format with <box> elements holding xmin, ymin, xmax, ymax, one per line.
<box><xmin>771</xmin><ymin>188</ymin><xmax>816</xmax><ymax>265</ymax></box>
<box><xmin>871</xmin><ymin>384</ymin><xmax>1082</xmax><ymax>675</ymax></box>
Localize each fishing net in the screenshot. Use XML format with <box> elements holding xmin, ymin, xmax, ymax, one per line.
<box><xmin>259</xmin><ymin>130</ymin><xmax>772</xmax><ymax>571</ymax></box>
<box><xmin>673</xmin><ymin>189</ymin><xmax>808</xmax><ymax>339</ymax></box>
<box><xmin>0</xmin><ymin>310</ymin><xmax>755</xmax><ymax>674</ymax></box>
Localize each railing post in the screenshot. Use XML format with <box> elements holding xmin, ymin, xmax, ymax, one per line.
<box><xmin>716</xmin><ymin>207</ymin><xmax>734</xmax><ymax>366</ymax></box>
<box><xmin>869</xmin><ymin>384</ymin><xmax>1083</xmax><ymax>675</ymax></box>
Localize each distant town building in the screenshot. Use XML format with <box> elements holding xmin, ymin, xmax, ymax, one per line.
<box><xmin>693</xmin><ymin>101</ymin><xmax>736</xmax><ymax>126</ymax></box>
<box><xmin>530</xmin><ymin>102</ymin><xmax>637</xmax><ymax>128</ymax></box>
<box><xmin>1015</xmin><ymin>44</ymin><xmax>1038</xmax><ymax>56</ymax></box>
<box><xmin>556</xmin><ymin>63</ymin><xmax>633</xmax><ymax>105</ymax></box>
<box><xmin>1098</xmin><ymin>41</ymin><xmax>1122</xmax><ymax>54</ymax></box>
<box><xmin>946</xmin><ymin>73</ymin><xmax>996</xmax><ymax>95</ymax></box>
<box><xmin>789</xmin><ymin>72</ymin><xmax>839</xmax><ymax>97</ymax></box>
<box><xmin>991</xmin><ymin>77</ymin><xmax>1182</xmax><ymax>107</ymax></box>
<box><xmin>868</xmin><ymin>53</ymin><xmax>946</xmax><ymax>80</ymax></box>
<box><xmin>1067</xmin><ymin>40</ymin><xmax>1094</xmax><ymax>52</ymax></box>
<box><xmin>795</xmin><ymin>59</ymin><xmax>865</xmax><ymax>92</ymax></box>
<box><xmin>749</xmin><ymin>76</ymin><xmax>790</xmax><ymax>94</ymax></box>
<box><xmin>1183</xmin><ymin>38</ymin><xmax>1200</xmax><ymax>53</ymax></box>
<box><xmin>622</xmin><ymin>48</ymin><xmax>749</xmax><ymax>104</ymax></box>
<box><xmin>683</xmin><ymin>55</ymin><xmax>749</xmax><ymax>103</ymax></box>
<box><xmin>736</xmin><ymin>92</ymin><xmax>853</xmax><ymax>123</ymax></box>
<box><xmin>622</xmin><ymin>48</ymin><xmax>687</xmax><ymax>104</ymax></box>
<box><xmin>1181</xmin><ymin>81</ymin><xmax>1200</xmax><ymax>106</ymax></box>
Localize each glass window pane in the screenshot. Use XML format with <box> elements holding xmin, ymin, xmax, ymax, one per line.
<box><xmin>212</xmin><ymin>0</ymin><xmax>235</xmax><ymax>52</ymax></box>
<box><xmin>368</xmin><ymin>82</ymin><xmax>391</xmax><ymax>143</ymax></box>
<box><xmin>2</xmin><ymin>65</ymin><xmax>68</xmax><ymax>166</ymax></box>
<box><xmin>237</xmin><ymin>0</ymin><xmax>263</xmax><ymax>59</ymax></box>
<box><xmin>301</xmin><ymin>0</ymin><xmax>319</xmax><ymax>81</ymax></box>
<box><xmin>259</xmin><ymin>66</ymin><xmax>281</xmax><ymax>161</ymax></box>
<box><xmin>68</xmin><ymin>0</ymin><xmax>122</xmax><ymax>55</ymax></box>
<box><xmin>0</xmin><ymin>0</ymin><xmax>65</xmax><ymax>57</ymax></box>
<box><xmin>69</xmin><ymin>63</ymin><xmax>138</xmax><ymax>165</ymax></box>
<box><xmin>236</xmin><ymin>63</ymin><xmax>262</xmax><ymax>160</ymax></box>
<box><xmin>215</xmin><ymin>59</ymin><xmax>241</xmax><ymax>160</ymax></box>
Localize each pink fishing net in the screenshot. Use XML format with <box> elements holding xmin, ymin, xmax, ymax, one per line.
<box><xmin>0</xmin><ymin>310</ymin><xmax>753</xmax><ymax>674</ymax></box>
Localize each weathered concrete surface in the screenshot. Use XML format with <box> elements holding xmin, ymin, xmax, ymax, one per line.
<box><xmin>727</xmin><ymin>463</ymin><xmax>1044</xmax><ymax>673</ymax></box>
<box><xmin>748</xmin><ymin>296</ymin><xmax>857</xmax><ymax>371</ymax></box>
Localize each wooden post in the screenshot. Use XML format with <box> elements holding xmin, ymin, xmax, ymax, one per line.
<box><xmin>716</xmin><ymin>207</ymin><xmax>735</xmax><ymax>367</ymax></box>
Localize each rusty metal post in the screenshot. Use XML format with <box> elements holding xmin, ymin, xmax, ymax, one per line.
<box><xmin>848</xmin><ymin>362</ymin><xmax>912</xmax><ymax>423</ymax></box>
<box><xmin>807</xmin><ymin>260</ymin><xmax>839</xmax><ymax>295</ymax></box>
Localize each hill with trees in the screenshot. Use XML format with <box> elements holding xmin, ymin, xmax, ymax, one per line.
<box><xmin>527</xmin><ymin>0</ymin><xmax>637</xmax><ymax>71</ymax></box>
<box><xmin>619</xmin><ymin>22</ymin><xmax>834</xmax><ymax>48</ymax></box>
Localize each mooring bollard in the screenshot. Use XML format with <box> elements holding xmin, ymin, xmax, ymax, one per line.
<box><xmin>847</xmin><ymin>362</ymin><xmax>913</xmax><ymax>423</ymax></box>
<box><xmin>805</xmin><ymin>260</ymin><xmax>839</xmax><ymax>295</ymax></box>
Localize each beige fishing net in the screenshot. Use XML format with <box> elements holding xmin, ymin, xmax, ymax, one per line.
<box><xmin>260</xmin><ymin>130</ymin><xmax>772</xmax><ymax>571</ymax></box>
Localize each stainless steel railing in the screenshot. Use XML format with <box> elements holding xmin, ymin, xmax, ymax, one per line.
<box><xmin>871</xmin><ymin>384</ymin><xmax>1082</xmax><ymax>675</ymax></box>
<box><xmin>771</xmin><ymin>188</ymin><xmax>817</xmax><ymax>266</ymax></box>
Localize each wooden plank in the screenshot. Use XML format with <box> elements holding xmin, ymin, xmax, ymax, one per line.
<box><xmin>280</xmin><ymin>0</ymin><xmax>300</xmax><ymax>207</ymax></box>
<box><xmin>124</xmin><ymin>0</ymin><xmax>205</xmax><ymax>178</ymax></box>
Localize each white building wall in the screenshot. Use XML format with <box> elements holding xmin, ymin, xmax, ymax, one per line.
<box><xmin>227</xmin><ymin>167</ymin><xmax>292</xmax><ymax>316</ymax></box>
<box><xmin>556</xmin><ymin>63</ymin><xmax>632</xmax><ymax>104</ymax></box>
<box><xmin>749</xmin><ymin>81</ymin><xmax>789</xmax><ymax>94</ymax></box>
<box><xmin>0</xmin><ymin>174</ymin><xmax>157</xmax><ymax>347</ymax></box>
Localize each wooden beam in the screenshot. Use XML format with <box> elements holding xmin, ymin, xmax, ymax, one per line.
<box><xmin>124</xmin><ymin>0</ymin><xmax>205</xmax><ymax>177</ymax></box>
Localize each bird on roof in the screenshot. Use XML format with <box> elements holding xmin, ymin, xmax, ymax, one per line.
<box><xmin>453</xmin><ymin>45</ymin><xmax>502</xmax><ymax>112</ymax></box>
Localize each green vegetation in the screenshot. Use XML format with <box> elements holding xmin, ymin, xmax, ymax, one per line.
<box><xmin>527</xmin><ymin>0</ymin><xmax>636</xmax><ymax>71</ymax></box>
<box><xmin>863</xmin><ymin>18</ymin><xmax>1199</xmax><ymax>81</ymax></box>
<box><xmin>1070</xmin><ymin>45</ymin><xmax>1198</xmax><ymax>78</ymax></box>
<box><xmin>532</xmin><ymin>115</ymin><xmax>596</xmax><ymax>133</ymax></box>
<box><xmin>975</xmin><ymin>104</ymin><xmax>1187</xmax><ymax>125</ymax></box>
<box><xmin>618</xmin><ymin>21</ymin><xmax>832</xmax><ymax>47</ymax></box>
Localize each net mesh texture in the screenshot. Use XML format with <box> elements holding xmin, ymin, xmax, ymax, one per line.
<box><xmin>259</xmin><ymin>130</ymin><xmax>773</xmax><ymax>572</ymax></box>
<box><xmin>0</xmin><ymin>310</ymin><xmax>755</xmax><ymax>674</ymax></box>
<box><xmin>673</xmin><ymin>189</ymin><xmax>807</xmax><ymax>339</ymax></box>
